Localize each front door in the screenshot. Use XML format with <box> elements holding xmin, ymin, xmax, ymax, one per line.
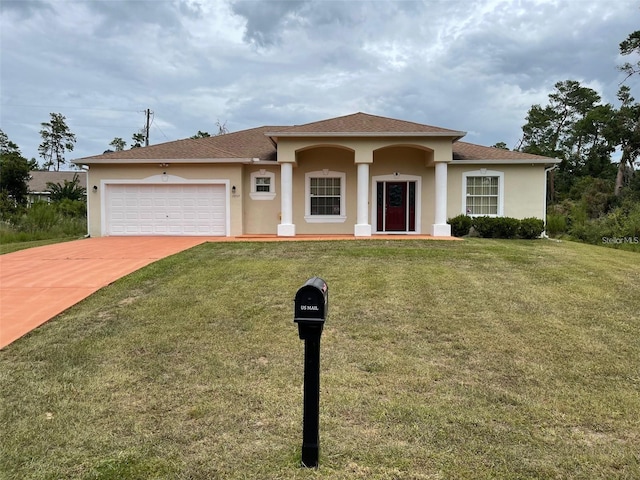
<box><xmin>385</xmin><ymin>182</ymin><xmax>407</xmax><ymax>231</ymax></box>
<box><xmin>377</xmin><ymin>181</ymin><xmax>416</xmax><ymax>232</ymax></box>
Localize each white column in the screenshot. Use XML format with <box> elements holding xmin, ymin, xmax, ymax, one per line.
<box><xmin>431</xmin><ymin>161</ymin><xmax>451</xmax><ymax>237</ymax></box>
<box><xmin>354</xmin><ymin>163</ymin><xmax>371</xmax><ymax>237</ymax></box>
<box><xmin>277</xmin><ymin>162</ymin><xmax>295</xmax><ymax>236</ymax></box>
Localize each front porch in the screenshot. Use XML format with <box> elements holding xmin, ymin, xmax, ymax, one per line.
<box><xmin>273</xmin><ymin>142</ymin><xmax>455</xmax><ymax>238</ymax></box>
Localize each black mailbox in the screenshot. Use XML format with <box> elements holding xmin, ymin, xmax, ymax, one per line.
<box><xmin>293</xmin><ymin>277</ymin><xmax>328</xmax><ymax>468</ymax></box>
<box><xmin>294</xmin><ymin>276</ymin><xmax>328</xmax><ymax>325</ymax></box>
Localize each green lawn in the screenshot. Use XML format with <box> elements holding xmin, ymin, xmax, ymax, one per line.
<box><xmin>1</xmin><ymin>239</ymin><xmax>639</xmax><ymax>479</ymax></box>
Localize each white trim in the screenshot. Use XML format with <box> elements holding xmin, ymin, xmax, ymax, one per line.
<box><xmin>100</xmin><ymin>174</ymin><xmax>231</xmax><ymax>236</ymax></box>
<box><xmin>77</xmin><ymin>157</ymin><xmax>256</xmax><ymax>165</ymax></box>
<box><xmin>249</xmin><ymin>170</ymin><xmax>276</xmax><ymax>200</ymax></box>
<box><xmin>371</xmin><ymin>173</ymin><xmax>422</xmax><ymax>234</ymax></box>
<box><xmin>462</xmin><ymin>169</ymin><xmax>504</xmax><ymax>217</ymax></box>
<box><xmin>304</xmin><ymin>170</ymin><xmax>347</xmax><ymax>223</ymax></box>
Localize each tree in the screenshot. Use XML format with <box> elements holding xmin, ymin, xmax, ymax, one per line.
<box><xmin>518</xmin><ymin>80</ymin><xmax>612</xmax><ymax>201</ymax></box>
<box><xmin>131</xmin><ymin>132</ymin><xmax>145</xmax><ymax>148</ymax></box>
<box><xmin>491</xmin><ymin>142</ymin><xmax>509</xmax><ymax>150</ymax></box>
<box><xmin>190</xmin><ymin>120</ymin><xmax>228</xmax><ymax>139</ymax></box>
<box><xmin>619</xmin><ymin>30</ymin><xmax>640</xmax><ymax>82</ymax></box>
<box><xmin>46</xmin><ymin>173</ymin><xmax>86</xmax><ymax>202</ymax></box>
<box><xmin>109</xmin><ymin>137</ymin><xmax>126</xmax><ymax>151</ymax></box>
<box><xmin>38</xmin><ymin>113</ymin><xmax>77</xmax><ymax>171</ymax></box>
<box><xmin>215</xmin><ymin>119</ymin><xmax>229</xmax><ymax>135</ymax></box>
<box><xmin>611</xmin><ymin>86</ymin><xmax>640</xmax><ymax>196</ymax></box>
<box><xmin>190</xmin><ymin>130</ymin><xmax>211</xmax><ymax>139</ymax></box>
<box><xmin>0</xmin><ymin>129</ymin><xmax>30</xmax><ymax>206</ymax></box>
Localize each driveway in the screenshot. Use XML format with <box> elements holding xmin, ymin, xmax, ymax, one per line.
<box><xmin>0</xmin><ymin>237</ymin><xmax>209</xmax><ymax>349</ymax></box>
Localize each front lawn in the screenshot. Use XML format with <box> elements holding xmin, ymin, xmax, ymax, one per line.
<box><xmin>1</xmin><ymin>239</ymin><xmax>639</xmax><ymax>479</ymax></box>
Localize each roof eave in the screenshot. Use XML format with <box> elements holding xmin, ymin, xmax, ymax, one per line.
<box><xmin>75</xmin><ymin>157</ymin><xmax>257</xmax><ymax>165</ymax></box>
<box><xmin>452</xmin><ymin>158</ymin><xmax>561</xmax><ymax>165</ymax></box>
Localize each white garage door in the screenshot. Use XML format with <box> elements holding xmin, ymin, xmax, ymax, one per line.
<box><xmin>105</xmin><ymin>184</ymin><xmax>227</xmax><ymax>236</ymax></box>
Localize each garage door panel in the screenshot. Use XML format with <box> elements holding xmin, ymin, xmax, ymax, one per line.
<box><xmin>106</xmin><ymin>184</ymin><xmax>226</xmax><ymax>236</ymax></box>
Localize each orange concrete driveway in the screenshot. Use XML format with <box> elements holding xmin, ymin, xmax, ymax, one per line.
<box><xmin>0</xmin><ymin>237</ymin><xmax>210</xmax><ymax>349</ymax></box>
<box><xmin>0</xmin><ymin>234</ymin><xmax>456</xmax><ymax>349</ymax></box>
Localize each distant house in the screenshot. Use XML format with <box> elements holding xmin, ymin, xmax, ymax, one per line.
<box><xmin>27</xmin><ymin>171</ymin><xmax>87</xmax><ymax>205</ymax></box>
<box><xmin>76</xmin><ymin>112</ymin><xmax>559</xmax><ymax>238</ymax></box>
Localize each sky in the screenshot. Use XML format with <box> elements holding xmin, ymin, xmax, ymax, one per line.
<box><xmin>1</xmin><ymin>0</ymin><xmax>639</xmax><ymax>168</ymax></box>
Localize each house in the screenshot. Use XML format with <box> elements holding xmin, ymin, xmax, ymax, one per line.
<box><xmin>76</xmin><ymin>112</ymin><xmax>559</xmax><ymax>238</ymax></box>
<box><xmin>27</xmin><ymin>171</ymin><xmax>87</xmax><ymax>205</ymax></box>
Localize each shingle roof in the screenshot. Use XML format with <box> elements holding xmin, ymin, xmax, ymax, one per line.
<box><xmin>28</xmin><ymin>171</ymin><xmax>87</xmax><ymax>193</ymax></box>
<box><xmin>79</xmin><ymin>126</ymin><xmax>287</xmax><ymax>162</ymax></box>
<box><xmin>267</xmin><ymin>112</ymin><xmax>466</xmax><ymax>136</ymax></box>
<box><xmin>453</xmin><ymin>142</ymin><xmax>554</xmax><ymax>161</ymax></box>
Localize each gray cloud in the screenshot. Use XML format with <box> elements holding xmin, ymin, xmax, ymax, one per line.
<box><xmin>1</xmin><ymin>0</ymin><xmax>638</xmax><ymax>163</ymax></box>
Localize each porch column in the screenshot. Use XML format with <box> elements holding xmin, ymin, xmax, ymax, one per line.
<box><xmin>354</xmin><ymin>163</ymin><xmax>371</xmax><ymax>237</ymax></box>
<box><xmin>278</xmin><ymin>162</ymin><xmax>295</xmax><ymax>236</ymax></box>
<box><xmin>431</xmin><ymin>161</ymin><xmax>451</xmax><ymax>237</ymax></box>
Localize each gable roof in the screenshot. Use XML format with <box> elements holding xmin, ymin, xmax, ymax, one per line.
<box><xmin>265</xmin><ymin>112</ymin><xmax>466</xmax><ymax>138</ymax></box>
<box><xmin>28</xmin><ymin>171</ymin><xmax>87</xmax><ymax>193</ymax></box>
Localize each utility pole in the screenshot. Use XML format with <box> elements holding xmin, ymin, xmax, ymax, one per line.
<box><xmin>145</xmin><ymin>108</ymin><xmax>152</xmax><ymax>147</ymax></box>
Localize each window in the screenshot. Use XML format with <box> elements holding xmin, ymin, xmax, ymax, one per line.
<box><xmin>305</xmin><ymin>170</ymin><xmax>346</xmax><ymax>223</ymax></box>
<box><xmin>250</xmin><ymin>170</ymin><xmax>276</xmax><ymax>200</ymax></box>
<box><xmin>463</xmin><ymin>170</ymin><xmax>504</xmax><ymax>216</ymax></box>
<box><xmin>255</xmin><ymin>177</ymin><xmax>271</xmax><ymax>192</ymax></box>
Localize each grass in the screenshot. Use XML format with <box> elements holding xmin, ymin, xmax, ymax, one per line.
<box><xmin>1</xmin><ymin>239</ymin><xmax>639</xmax><ymax>479</ymax></box>
<box><xmin>0</xmin><ymin>237</ymin><xmax>82</xmax><ymax>255</ymax></box>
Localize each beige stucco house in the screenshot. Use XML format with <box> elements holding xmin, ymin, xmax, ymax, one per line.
<box><xmin>76</xmin><ymin>112</ymin><xmax>558</xmax><ymax>238</ymax></box>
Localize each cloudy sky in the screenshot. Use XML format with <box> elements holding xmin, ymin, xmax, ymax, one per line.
<box><xmin>1</xmin><ymin>0</ymin><xmax>639</xmax><ymax>167</ymax></box>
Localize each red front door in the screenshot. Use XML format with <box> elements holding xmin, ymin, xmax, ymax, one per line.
<box><xmin>385</xmin><ymin>182</ymin><xmax>407</xmax><ymax>231</ymax></box>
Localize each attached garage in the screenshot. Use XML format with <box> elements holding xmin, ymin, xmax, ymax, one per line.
<box><xmin>104</xmin><ymin>183</ymin><xmax>228</xmax><ymax>236</ymax></box>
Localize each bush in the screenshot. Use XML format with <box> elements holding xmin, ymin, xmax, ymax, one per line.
<box><xmin>0</xmin><ymin>201</ymin><xmax>87</xmax><ymax>244</ymax></box>
<box><xmin>54</xmin><ymin>199</ymin><xmax>86</xmax><ymax>217</ymax></box>
<box><xmin>518</xmin><ymin>218</ymin><xmax>545</xmax><ymax>239</ymax></box>
<box><xmin>472</xmin><ymin>216</ymin><xmax>520</xmax><ymax>239</ymax></box>
<box><xmin>545</xmin><ymin>214</ymin><xmax>567</xmax><ymax>236</ymax></box>
<box><xmin>448</xmin><ymin>214</ymin><xmax>472</xmax><ymax>237</ymax></box>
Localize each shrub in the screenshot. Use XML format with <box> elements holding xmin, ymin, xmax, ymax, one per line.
<box><xmin>472</xmin><ymin>216</ymin><xmax>520</xmax><ymax>239</ymax></box>
<box><xmin>471</xmin><ymin>216</ymin><xmax>494</xmax><ymax>238</ymax></box>
<box><xmin>496</xmin><ymin>217</ymin><xmax>520</xmax><ymax>238</ymax></box>
<box><xmin>545</xmin><ymin>214</ymin><xmax>567</xmax><ymax>236</ymax></box>
<box><xmin>54</xmin><ymin>199</ymin><xmax>86</xmax><ymax>217</ymax></box>
<box><xmin>448</xmin><ymin>214</ymin><xmax>472</xmax><ymax>237</ymax></box>
<box><xmin>519</xmin><ymin>217</ymin><xmax>545</xmax><ymax>239</ymax></box>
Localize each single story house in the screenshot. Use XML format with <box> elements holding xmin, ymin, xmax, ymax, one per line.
<box><xmin>76</xmin><ymin>112</ymin><xmax>558</xmax><ymax>238</ymax></box>
<box><xmin>27</xmin><ymin>171</ymin><xmax>87</xmax><ymax>205</ymax></box>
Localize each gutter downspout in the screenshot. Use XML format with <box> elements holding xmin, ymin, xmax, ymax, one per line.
<box><xmin>78</xmin><ymin>165</ymin><xmax>91</xmax><ymax>238</ymax></box>
<box><xmin>542</xmin><ymin>163</ymin><xmax>558</xmax><ymax>238</ymax></box>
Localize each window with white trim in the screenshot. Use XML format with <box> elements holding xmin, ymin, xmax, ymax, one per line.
<box><xmin>250</xmin><ymin>170</ymin><xmax>276</xmax><ymax>200</ymax></box>
<box><xmin>463</xmin><ymin>170</ymin><xmax>504</xmax><ymax>216</ymax></box>
<box><xmin>305</xmin><ymin>170</ymin><xmax>346</xmax><ymax>223</ymax></box>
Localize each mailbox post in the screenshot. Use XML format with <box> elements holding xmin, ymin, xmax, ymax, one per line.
<box><xmin>294</xmin><ymin>277</ymin><xmax>328</xmax><ymax>468</ymax></box>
